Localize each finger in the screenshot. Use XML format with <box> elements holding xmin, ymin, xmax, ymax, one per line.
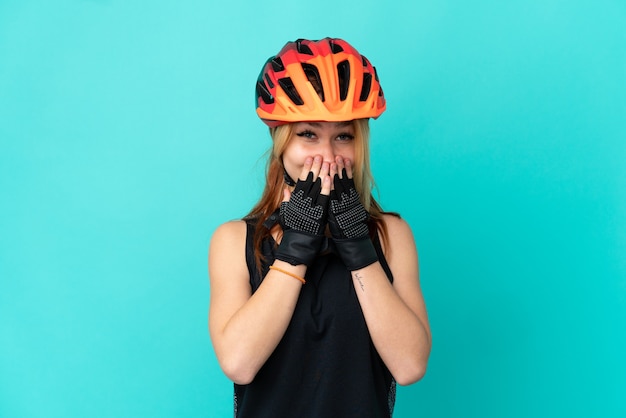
<box><xmin>330</xmin><ymin>162</ymin><xmax>338</xmax><ymax>177</ymax></box>
<box><xmin>310</xmin><ymin>155</ymin><xmax>323</xmax><ymax>179</ymax></box>
<box><xmin>345</xmin><ymin>158</ymin><xmax>353</xmax><ymax>179</ymax></box>
<box><xmin>320</xmin><ymin>175</ymin><xmax>332</xmax><ymax>196</ymax></box>
<box><xmin>313</xmin><ymin>161</ymin><xmax>329</xmax><ymax>195</ymax></box>
<box><xmin>335</xmin><ymin>156</ymin><xmax>345</xmax><ymax>179</ymax></box>
<box><xmin>329</xmin><ymin>162</ymin><xmax>338</xmax><ymax>190</ymax></box>
<box><xmin>299</xmin><ymin>157</ymin><xmax>313</xmax><ymax>181</ymax></box>
<box><xmin>282</xmin><ymin>186</ymin><xmax>291</xmax><ymax>202</ymax></box>
<box><xmin>318</xmin><ymin>161</ymin><xmax>330</xmax><ymax>193</ymax></box>
<box><xmin>319</xmin><ymin>161</ymin><xmax>330</xmax><ymax>179</ymax></box>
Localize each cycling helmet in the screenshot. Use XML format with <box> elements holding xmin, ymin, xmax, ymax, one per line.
<box><xmin>255</xmin><ymin>38</ymin><xmax>386</xmax><ymax>127</ymax></box>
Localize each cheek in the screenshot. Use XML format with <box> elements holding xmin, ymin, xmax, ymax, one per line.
<box><xmin>282</xmin><ymin>149</ymin><xmax>306</xmax><ymax>180</ymax></box>
<box><xmin>333</xmin><ymin>144</ymin><xmax>356</xmax><ymax>162</ymax></box>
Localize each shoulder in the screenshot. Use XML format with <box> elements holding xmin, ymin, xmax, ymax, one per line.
<box><xmin>209</xmin><ymin>220</ymin><xmax>249</xmax><ymax>273</ymax></box>
<box><xmin>380</xmin><ymin>212</ymin><xmax>411</xmax><ymax>233</ymax></box>
<box><xmin>379</xmin><ymin>213</ymin><xmax>418</xmax><ymax>277</ymax></box>
<box><xmin>379</xmin><ymin>214</ymin><xmax>416</xmax><ymax>252</ymax></box>
<box><xmin>211</xmin><ymin>219</ymin><xmax>248</xmax><ymax>243</ymax></box>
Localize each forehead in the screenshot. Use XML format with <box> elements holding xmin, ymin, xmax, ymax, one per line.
<box><xmin>294</xmin><ymin>121</ymin><xmax>354</xmax><ymax>129</ymax></box>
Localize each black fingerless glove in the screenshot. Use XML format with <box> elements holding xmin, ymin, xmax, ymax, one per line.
<box><xmin>328</xmin><ymin>170</ymin><xmax>378</xmax><ymax>270</ymax></box>
<box><xmin>276</xmin><ymin>172</ymin><xmax>328</xmax><ymax>266</ymax></box>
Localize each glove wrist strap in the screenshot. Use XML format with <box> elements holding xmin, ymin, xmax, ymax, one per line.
<box><xmin>333</xmin><ymin>236</ymin><xmax>378</xmax><ymax>271</ymax></box>
<box><xmin>275</xmin><ymin>229</ymin><xmax>324</xmax><ymax>267</ymax></box>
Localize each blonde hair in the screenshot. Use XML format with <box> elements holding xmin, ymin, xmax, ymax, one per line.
<box><xmin>245</xmin><ymin>119</ymin><xmax>391</xmax><ymax>272</ymax></box>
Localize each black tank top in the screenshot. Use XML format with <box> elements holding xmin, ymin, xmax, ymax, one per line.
<box><xmin>234</xmin><ymin>219</ymin><xmax>396</xmax><ymax>418</ymax></box>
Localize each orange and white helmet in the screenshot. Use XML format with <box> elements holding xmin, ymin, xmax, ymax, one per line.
<box><xmin>255</xmin><ymin>38</ymin><xmax>386</xmax><ymax>127</ymax></box>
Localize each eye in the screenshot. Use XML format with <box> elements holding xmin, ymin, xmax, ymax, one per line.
<box><xmin>336</xmin><ymin>133</ymin><xmax>355</xmax><ymax>142</ymax></box>
<box><xmin>296</xmin><ymin>130</ymin><xmax>316</xmax><ymax>139</ymax></box>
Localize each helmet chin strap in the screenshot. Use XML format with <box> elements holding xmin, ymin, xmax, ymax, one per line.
<box><xmin>283</xmin><ymin>168</ymin><xmax>296</xmax><ymax>186</ymax></box>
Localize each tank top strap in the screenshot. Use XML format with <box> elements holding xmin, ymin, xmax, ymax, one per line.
<box><xmin>243</xmin><ymin>217</ymin><xmax>276</xmax><ymax>291</ymax></box>
<box><xmin>244</xmin><ymin>219</ymin><xmax>256</xmax><ymax>280</ymax></box>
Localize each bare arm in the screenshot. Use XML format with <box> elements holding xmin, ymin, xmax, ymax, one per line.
<box><xmin>351</xmin><ymin>214</ymin><xmax>432</xmax><ymax>385</ymax></box>
<box><xmin>208</xmin><ymin>221</ymin><xmax>305</xmax><ymax>385</ymax></box>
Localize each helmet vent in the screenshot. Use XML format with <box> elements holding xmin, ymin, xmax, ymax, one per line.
<box><xmin>330</xmin><ymin>41</ymin><xmax>344</xmax><ymax>54</ymax></box>
<box><xmin>361</xmin><ymin>55</ymin><xmax>369</xmax><ymax>67</ymax></box>
<box><xmin>278</xmin><ymin>77</ymin><xmax>304</xmax><ymax>105</ymax></box>
<box><xmin>336</xmin><ymin>60</ymin><xmax>351</xmax><ymax>101</ymax></box>
<box><xmin>302</xmin><ymin>63</ymin><xmax>325</xmax><ymax>102</ymax></box>
<box><xmin>296</xmin><ymin>40</ymin><xmax>314</xmax><ymax>55</ymax></box>
<box><xmin>264</xmin><ymin>73</ymin><xmax>275</xmax><ymax>89</ymax></box>
<box><xmin>359</xmin><ymin>73</ymin><xmax>372</xmax><ymax>102</ymax></box>
<box><xmin>271</xmin><ymin>57</ymin><xmax>285</xmax><ymax>72</ymax></box>
<box><xmin>256</xmin><ymin>80</ymin><xmax>274</xmax><ymax>104</ymax></box>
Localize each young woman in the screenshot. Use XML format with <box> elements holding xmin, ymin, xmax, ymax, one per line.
<box><xmin>209</xmin><ymin>38</ymin><xmax>431</xmax><ymax>418</ymax></box>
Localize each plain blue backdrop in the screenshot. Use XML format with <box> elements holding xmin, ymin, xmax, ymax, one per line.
<box><xmin>1</xmin><ymin>0</ymin><xmax>625</xmax><ymax>417</ymax></box>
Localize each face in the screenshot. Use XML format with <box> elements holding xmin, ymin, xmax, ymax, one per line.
<box><xmin>282</xmin><ymin>121</ymin><xmax>356</xmax><ymax>182</ymax></box>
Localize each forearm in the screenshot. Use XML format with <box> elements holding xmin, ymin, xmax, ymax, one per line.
<box><xmin>214</xmin><ymin>260</ymin><xmax>305</xmax><ymax>384</ymax></box>
<box><xmin>352</xmin><ymin>262</ymin><xmax>431</xmax><ymax>385</ymax></box>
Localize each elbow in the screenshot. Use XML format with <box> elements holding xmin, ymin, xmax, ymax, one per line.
<box><xmin>230</xmin><ymin>372</ymin><xmax>256</xmax><ymax>386</ymax></box>
<box><xmin>212</xmin><ymin>335</ymin><xmax>259</xmax><ymax>385</ymax></box>
<box><xmin>395</xmin><ymin>334</ymin><xmax>432</xmax><ymax>386</ymax></box>
<box><xmin>224</xmin><ymin>369</ymin><xmax>256</xmax><ymax>386</ymax></box>
<box><xmin>211</xmin><ymin>331</ymin><xmax>262</xmax><ymax>385</ymax></box>
<box><xmin>395</xmin><ymin>365</ymin><xmax>427</xmax><ymax>386</ymax></box>
<box><xmin>219</xmin><ymin>355</ymin><xmax>258</xmax><ymax>385</ymax></box>
<box><xmin>392</xmin><ymin>356</ymin><xmax>429</xmax><ymax>386</ymax></box>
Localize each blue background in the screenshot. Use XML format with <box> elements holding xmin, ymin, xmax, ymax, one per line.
<box><xmin>1</xmin><ymin>0</ymin><xmax>625</xmax><ymax>417</ymax></box>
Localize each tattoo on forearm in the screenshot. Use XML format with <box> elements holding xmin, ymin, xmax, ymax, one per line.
<box><xmin>354</xmin><ymin>272</ymin><xmax>365</xmax><ymax>292</ymax></box>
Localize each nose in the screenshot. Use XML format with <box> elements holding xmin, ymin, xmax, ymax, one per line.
<box><xmin>320</xmin><ymin>140</ymin><xmax>335</xmax><ymax>164</ymax></box>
